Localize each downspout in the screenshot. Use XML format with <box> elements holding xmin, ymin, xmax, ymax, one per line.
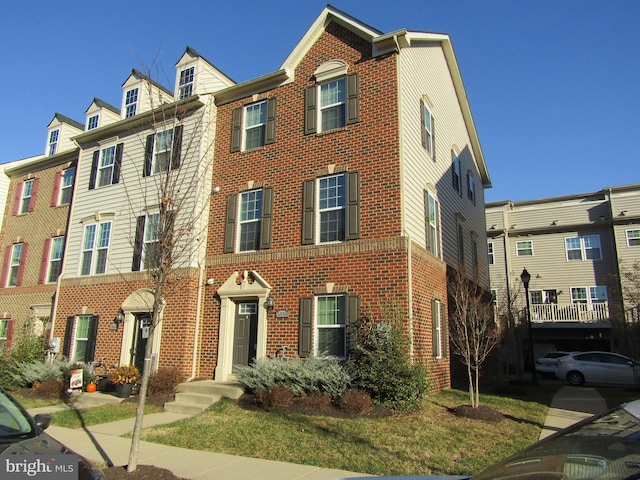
<box><xmin>188</xmin><ymin>263</ymin><xmax>205</xmax><ymax>382</ymax></box>
<box><xmin>406</xmin><ymin>231</ymin><xmax>414</xmax><ymax>361</ymax></box>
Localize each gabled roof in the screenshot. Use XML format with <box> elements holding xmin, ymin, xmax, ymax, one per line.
<box><xmin>48</xmin><ymin>113</ymin><xmax>84</xmax><ymax>131</ymax></box>
<box><xmin>85</xmin><ymin>97</ymin><xmax>120</xmax><ymax>115</ymax></box>
<box><xmin>175</xmin><ymin>46</ymin><xmax>236</xmax><ymax>85</ymax></box>
<box><xmin>123</xmin><ymin>68</ymin><xmax>174</xmax><ymax>97</ymax></box>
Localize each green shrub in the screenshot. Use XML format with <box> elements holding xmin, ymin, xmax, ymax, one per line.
<box><xmin>148</xmin><ymin>367</ymin><xmax>185</xmax><ymax>395</ymax></box>
<box><xmin>347</xmin><ymin>314</ymin><xmax>429</xmax><ymax>411</ymax></box>
<box><xmin>15</xmin><ymin>359</ymin><xmax>65</xmax><ymax>387</ymax></box>
<box><xmin>0</xmin><ymin>325</ymin><xmax>49</xmax><ymax>391</ymax></box>
<box><xmin>236</xmin><ymin>356</ymin><xmax>351</xmax><ymax>399</ymax></box>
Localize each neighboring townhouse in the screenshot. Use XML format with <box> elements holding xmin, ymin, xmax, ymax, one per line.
<box><xmin>486</xmin><ymin>183</ymin><xmax>640</xmax><ymax>373</ymax></box>
<box><xmin>202</xmin><ymin>5</ymin><xmax>491</xmax><ymax>390</ymax></box>
<box><xmin>51</xmin><ymin>50</ymin><xmax>234</xmax><ymax>372</ymax></box>
<box><xmin>0</xmin><ymin>114</ymin><xmax>80</xmax><ymax>353</ymax></box>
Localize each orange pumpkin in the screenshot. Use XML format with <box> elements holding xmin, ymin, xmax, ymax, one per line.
<box><xmin>86</xmin><ymin>382</ymin><xmax>97</xmax><ymax>393</ymax></box>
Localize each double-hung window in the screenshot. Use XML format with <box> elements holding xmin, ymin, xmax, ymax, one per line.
<box><xmin>124</xmin><ymin>88</ymin><xmax>138</xmax><ymax>118</ymax></box>
<box><xmin>4</xmin><ymin>243</ymin><xmax>25</xmax><ymax>287</ymax></box>
<box><xmin>87</xmin><ymin>115</ymin><xmax>99</xmax><ymax>130</ymax></box>
<box><xmin>571</xmin><ymin>286</ymin><xmax>607</xmax><ymax>306</ymax></box>
<box><xmin>316</xmin><ymin>295</ymin><xmax>346</xmax><ymax>358</ymax></box>
<box><xmin>59</xmin><ymin>167</ymin><xmax>75</xmax><ymax>205</ymax></box>
<box><xmin>318</xmin><ymin>174</ymin><xmax>346</xmax><ymax>243</ymax></box>
<box><xmin>565</xmin><ymin>235</ymin><xmax>601</xmax><ymax>261</ymax></box>
<box><xmin>516</xmin><ymin>240</ymin><xmax>533</xmax><ymax>257</ymax></box>
<box><xmin>178</xmin><ymin>67</ymin><xmax>194</xmax><ymax>99</ymax></box>
<box><xmin>452</xmin><ymin>152</ymin><xmax>461</xmax><ymax>194</ymax></box>
<box><xmin>48</xmin><ymin>130</ymin><xmax>59</xmax><ymax>156</ymax></box>
<box><xmin>304</xmin><ymin>70</ymin><xmax>359</xmax><ymax>135</ymax></box>
<box><xmin>143</xmin><ymin>127</ymin><xmax>183</xmax><ymax>176</ymax></box>
<box><xmin>19</xmin><ymin>179</ymin><xmax>34</xmax><ymax>214</ymax></box>
<box><xmin>89</xmin><ymin>145</ymin><xmax>122</xmax><ymax>189</ymax></box>
<box><xmin>421</xmin><ymin>100</ymin><xmax>434</xmax><ymax>157</ymax></box>
<box><xmin>425</xmin><ymin>191</ymin><xmax>440</xmax><ymax>257</ymax></box>
<box><xmin>488</xmin><ymin>242</ymin><xmax>494</xmax><ymax>265</ymax></box>
<box><xmin>626</xmin><ymin>229</ymin><xmax>640</xmax><ymax>247</ymax></box>
<box><xmin>244</xmin><ymin>102</ymin><xmax>266</xmax><ymax>150</ymax></box>
<box><xmin>0</xmin><ymin>319</ymin><xmax>8</xmax><ymax>354</ymax></box>
<box><xmin>432</xmin><ymin>299</ymin><xmax>443</xmax><ymax>359</ymax></box>
<box><xmin>467</xmin><ymin>173</ymin><xmax>476</xmax><ymax>205</ymax></box>
<box><xmin>80</xmin><ymin>221</ymin><xmax>111</xmax><ymax>276</ymax></box>
<box><xmin>99</xmin><ymin>146</ymin><xmax>116</xmax><ymax>187</ymax></box>
<box><xmin>73</xmin><ymin>316</ymin><xmax>91</xmax><ymax>362</ymax></box>
<box><xmin>133</xmin><ymin>212</ymin><xmax>174</xmax><ymax>271</ymax></box>
<box><xmin>46</xmin><ymin>236</ymin><xmax>64</xmax><ymax>283</ymax></box>
<box><xmin>238</xmin><ymin>190</ymin><xmax>263</xmax><ymax>252</ymax></box>
<box><xmin>143</xmin><ymin>213</ymin><xmax>161</xmax><ymax>269</ymax></box>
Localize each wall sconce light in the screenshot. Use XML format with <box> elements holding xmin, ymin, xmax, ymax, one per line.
<box><xmin>109</xmin><ymin>308</ymin><xmax>125</xmax><ymax>331</ymax></box>
<box><xmin>264</xmin><ymin>297</ymin><xmax>275</xmax><ymax>310</ymax></box>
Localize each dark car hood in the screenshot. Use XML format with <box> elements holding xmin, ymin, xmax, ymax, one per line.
<box><xmin>0</xmin><ymin>430</ymin><xmax>68</xmax><ymax>455</ymax></box>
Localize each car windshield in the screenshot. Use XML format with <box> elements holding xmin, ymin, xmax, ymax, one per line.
<box><xmin>0</xmin><ymin>390</ymin><xmax>34</xmax><ymax>443</ymax></box>
<box><xmin>474</xmin><ymin>401</ymin><xmax>640</xmax><ymax>480</ymax></box>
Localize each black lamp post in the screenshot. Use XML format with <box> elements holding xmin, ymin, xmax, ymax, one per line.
<box><xmin>520</xmin><ymin>268</ymin><xmax>537</xmax><ymax>384</ymax></box>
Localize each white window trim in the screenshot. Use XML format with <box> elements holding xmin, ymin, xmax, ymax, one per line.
<box><xmin>124</xmin><ymin>88</ymin><xmax>138</xmax><ymax>118</ymax></box>
<box><xmin>152</xmin><ymin>128</ymin><xmax>174</xmax><ymax>174</ymax></box>
<box><xmin>242</xmin><ymin>101</ymin><xmax>267</xmax><ymax>151</ymax></box>
<box><xmin>565</xmin><ymin>235</ymin><xmax>602</xmax><ymax>261</ymax></box>
<box><xmin>87</xmin><ymin>114</ymin><xmax>100</xmax><ymax>130</ymax></box>
<box><xmin>48</xmin><ymin>129</ymin><xmax>59</xmax><ymax>156</ymax></box>
<box><xmin>59</xmin><ymin>167</ymin><xmax>75</xmax><ymax>205</ymax></box>
<box><xmin>97</xmin><ymin>145</ymin><xmax>116</xmax><ymax>188</ymax></box>
<box><xmin>316</xmin><ymin>174</ymin><xmax>346</xmax><ymax>244</ymax></box>
<box><xmin>427</xmin><ymin>192</ymin><xmax>440</xmax><ymax>257</ymax></box>
<box><xmin>317</xmin><ymin>77</ymin><xmax>347</xmax><ymax>133</ymax></box>
<box><xmin>422</xmin><ymin>101</ymin><xmax>434</xmax><ymax>157</ymax></box>
<box><xmin>433</xmin><ymin>299</ymin><xmax>442</xmax><ymax>359</ymax></box>
<box><xmin>516</xmin><ymin>240</ymin><xmax>533</xmax><ymax>257</ymax></box>
<box><xmin>452</xmin><ymin>151</ymin><xmax>461</xmax><ymax>193</ymax></box>
<box><xmin>72</xmin><ymin>315</ymin><xmax>91</xmax><ymax>363</ymax></box>
<box><xmin>570</xmin><ymin>286</ymin><xmax>608</xmax><ymax>306</ymax></box>
<box><xmin>626</xmin><ymin>229</ymin><xmax>640</xmax><ymax>247</ymax></box>
<box><xmin>7</xmin><ymin>244</ymin><xmax>23</xmax><ymax>287</ymax></box>
<box><xmin>142</xmin><ymin>212</ymin><xmax>160</xmax><ymax>269</ymax></box>
<box><xmin>314</xmin><ymin>295</ymin><xmax>347</xmax><ymax>360</ymax></box>
<box><xmin>488</xmin><ymin>242</ymin><xmax>494</xmax><ymax>265</ymax></box>
<box><xmin>46</xmin><ymin>236</ymin><xmax>64</xmax><ymax>284</ymax></box>
<box><xmin>79</xmin><ymin>220</ymin><xmax>112</xmax><ymax>276</ymax></box>
<box><xmin>19</xmin><ymin>179</ymin><xmax>34</xmax><ymax>214</ymax></box>
<box><xmin>237</xmin><ymin>189</ymin><xmax>262</xmax><ymax>253</ymax></box>
<box><xmin>178</xmin><ymin>66</ymin><xmax>195</xmax><ymax>99</ymax></box>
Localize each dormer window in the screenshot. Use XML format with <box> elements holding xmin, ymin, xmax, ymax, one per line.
<box><xmin>124</xmin><ymin>88</ymin><xmax>139</xmax><ymax>118</ymax></box>
<box><xmin>48</xmin><ymin>129</ymin><xmax>59</xmax><ymax>156</ymax></box>
<box><xmin>87</xmin><ymin>115</ymin><xmax>99</xmax><ymax>130</ymax></box>
<box><xmin>178</xmin><ymin>67</ymin><xmax>194</xmax><ymax>99</ymax></box>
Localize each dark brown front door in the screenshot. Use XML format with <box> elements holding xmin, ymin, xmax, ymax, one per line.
<box><xmin>233</xmin><ymin>302</ymin><xmax>258</xmax><ymax>371</ymax></box>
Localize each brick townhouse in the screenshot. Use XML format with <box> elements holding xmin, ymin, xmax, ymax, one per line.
<box><xmin>202</xmin><ymin>5</ymin><xmax>491</xmax><ymax>390</ymax></box>
<box><xmin>0</xmin><ymin>113</ymin><xmax>80</xmax><ymax>353</ymax></box>
<box><xmin>12</xmin><ymin>5</ymin><xmax>490</xmax><ymax>391</ymax></box>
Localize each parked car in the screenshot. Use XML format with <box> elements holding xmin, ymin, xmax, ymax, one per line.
<box><xmin>535</xmin><ymin>350</ymin><xmax>571</xmax><ymax>377</ymax></box>
<box><xmin>0</xmin><ymin>387</ymin><xmax>104</xmax><ymax>479</ymax></box>
<box><xmin>555</xmin><ymin>351</ymin><xmax>640</xmax><ymax>386</ymax></box>
<box><xmin>355</xmin><ymin>399</ymin><xmax>640</xmax><ymax>479</ymax></box>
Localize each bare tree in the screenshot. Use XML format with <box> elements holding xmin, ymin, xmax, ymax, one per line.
<box><xmin>610</xmin><ymin>261</ymin><xmax>640</xmax><ymax>360</ymax></box>
<box><xmin>448</xmin><ymin>269</ymin><xmax>502</xmax><ymax>407</ymax></box>
<box><xmin>114</xmin><ymin>63</ymin><xmax>215</xmax><ymax>473</ymax></box>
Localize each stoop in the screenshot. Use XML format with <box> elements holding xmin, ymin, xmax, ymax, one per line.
<box><xmin>164</xmin><ymin>380</ymin><xmax>246</xmax><ymax>415</ymax></box>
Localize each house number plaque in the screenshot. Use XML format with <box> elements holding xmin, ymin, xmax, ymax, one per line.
<box><xmin>275</xmin><ymin>310</ymin><xmax>289</xmax><ymax>318</ymax></box>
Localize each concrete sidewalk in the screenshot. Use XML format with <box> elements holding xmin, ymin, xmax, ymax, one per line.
<box><xmin>539</xmin><ymin>385</ymin><xmax>608</xmax><ymax>440</ymax></box>
<box><xmin>29</xmin><ymin>386</ymin><xmax>611</xmax><ymax>479</ymax></box>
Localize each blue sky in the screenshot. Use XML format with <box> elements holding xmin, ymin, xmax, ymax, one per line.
<box><xmin>1</xmin><ymin>1</ymin><xmax>638</xmax><ymax>203</ymax></box>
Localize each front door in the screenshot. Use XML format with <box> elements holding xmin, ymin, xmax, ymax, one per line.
<box><xmin>233</xmin><ymin>302</ymin><xmax>258</xmax><ymax>371</ymax></box>
<box><xmin>131</xmin><ymin>313</ymin><xmax>152</xmax><ymax>374</ymax></box>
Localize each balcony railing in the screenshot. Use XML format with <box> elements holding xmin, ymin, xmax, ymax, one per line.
<box><xmin>527</xmin><ymin>302</ymin><xmax>610</xmax><ymax>323</ymax></box>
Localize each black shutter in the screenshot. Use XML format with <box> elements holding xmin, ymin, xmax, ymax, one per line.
<box><xmin>89</xmin><ymin>151</ymin><xmax>99</xmax><ymax>190</ymax></box>
<box><xmin>231</xmin><ymin>108</ymin><xmax>242</xmax><ymax>152</ymax></box>
<box><xmin>132</xmin><ymin>216</ymin><xmax>145</xmax><ymax>271</ymax></box>
<box><xmin>113</xmin><ymin>143</ymin><xmax>123</xmax><ymax>184</ymax></box>
<box><xmin>62</xmin><ymin>316</ymin><xmax>74</xmax><ymax>359</ymax></box>
<box><xmin>299</xmin><ymin>297</ymin><xmax>313</xmax><ymax>357</ymax></box>
<box><xmin>346</xmin><ymin>295</ymin><xmax>360</xmax><ymax>354</ymax></box>
<box><xmin>223</xmin><ymin>194</ymin><xmax>237</xmax><ymax>253</ymax></box>
<box><xmin>260</xmin><ymin>187</ymin><xmax>273</xmax><ymax>249</ymax></box>
<box><xmin>441</xmin><ymin>303</ymin><xmax>448</xmax><ymax>357</ymax></box>
<box><xmin>85</xmin><ymin>316</ymin><xmax>99</xmax><ymax>362</ymax></box>
<box><xmin>346</xmin><ymin>171</ymin><xmax>360</xmax><ymax>240</ymax></box>
<box><xmin>304</xmin><ymin>86</ymin><xmax>317</xmax><ymax>135</ymax></box>
<box><xmin>265</xmin><ymin>98</ymin><xmax>277</xmax><ymax>145</ymax></box>
<box><xmin>301</xmin><ymin>180</ymin><xmax>315</xmax><ymax>245</ymax></box>
<box><xmin>171</xmin><ymin>125</ymin><xmax>183</xmax><ymax>170</ymax></box>
<box><xmin>143</xmin><ymin>134</ymin><xmax>154</xmax><ymax>177</ymax></box>
<box><xmin>346</xmin><ymin>73</ymin><xmax>359</xmax><ymax>125</ymax></box>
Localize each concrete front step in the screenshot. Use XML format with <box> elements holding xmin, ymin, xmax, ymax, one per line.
<box><xmin>164</xmin><ymin>380</ymin><xmax>246</xmax><ymax>414</ymax></box>
<box><xmin>71</xmin><ymin>391</ymin><xmax>124</xmax><ymax>408</ymax></box>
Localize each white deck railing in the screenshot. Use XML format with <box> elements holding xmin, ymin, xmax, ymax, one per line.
<box><xmin>527</xmin><ymin>302</ymin><xmax>610</xmax><ymax>323</ymax></box>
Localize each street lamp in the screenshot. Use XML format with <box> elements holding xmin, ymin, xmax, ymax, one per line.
<box><xmin>520</xmin><ymin>268</ymin><xmax>537</xmax><ymax>384</ymax></box>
